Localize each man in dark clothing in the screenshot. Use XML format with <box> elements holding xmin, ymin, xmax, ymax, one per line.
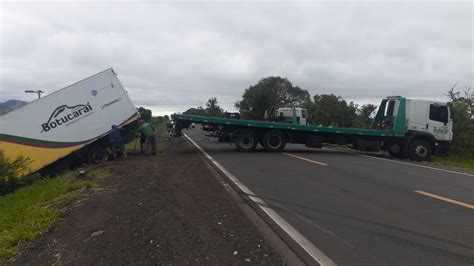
<box><xmin>139</xmin><ymin>132</ymin><xmax>146</xmax><ymax>154</ymax></box>
<box><xmin>109</xmin><ymin>125</ymin><xmax>127</xmax><ymax>159</ymax></box>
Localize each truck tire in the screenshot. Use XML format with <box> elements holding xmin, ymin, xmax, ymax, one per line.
<box><xmin>387</xmin><ymin>143</ymin><xmax>404</xmax><ymax>158</ymax></box>
<box><xmin>87</xmin><ymin>146</ymin><xmax>109</xmax><ymax>164</ymax></box>
<box><xmin>262</xmin><ymin>130</ymin><xmax>286</xmax><ymax>152</ymax></box>
<box><xmin>235</xmin><ymin>130</ymin><xmax>258</xmax><ymax>152</ymax></box>
<box><xmin>408</xmin><ymin>140</ymin><xmax>432</xmax><ymax>161</ymax></box>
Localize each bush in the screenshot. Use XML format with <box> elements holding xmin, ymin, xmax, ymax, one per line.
<box><xmin>446</xmin><ymin>86</ymin><xmax>474</xmax><ymax>158</ymax></box>
<box><xmin>450</xmin><ymin>101</ymin><xmax>474</xmax><ymax>157</ymax></box>
<box><xmin>0</xmin><ymin>150</ymin><xmax>32</xmax><ymax>195</ymax></box>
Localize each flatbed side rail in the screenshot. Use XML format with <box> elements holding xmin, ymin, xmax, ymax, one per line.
<box><xmin>172</xmin><ymin>114</ymin><xmax>404</xmax><ymax>137</ymax></box>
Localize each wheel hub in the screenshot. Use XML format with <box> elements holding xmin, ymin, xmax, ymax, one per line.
<box><xmin>415</xmin><ymin>146</ymin><xmax>427</xmax><ymax>157</ymax></box>
<box><xmin>240</xmin><ymin>136</ymin><xmax>253</xmax><ymax>148</ymax></box>
<box><xmin>268</xmin><ymin>135</ymin><xmax>281</xmax><ymax>148</ymax></box>
<box><xmin>93</xmin><ymin>153</ymin><xmax>107</xmax><ymax>163</ymax></box>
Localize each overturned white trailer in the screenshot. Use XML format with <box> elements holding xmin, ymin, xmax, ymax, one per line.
<box><xmin>0</xmin><ymin>68</ymin><xmax>140</xmax><ymax>175</ymax></box>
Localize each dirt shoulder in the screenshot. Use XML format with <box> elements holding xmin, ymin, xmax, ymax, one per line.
<box><xmin>12</xmin><ymin>137</ymin><xmax>284</xmax><ymax>265</ymax></box>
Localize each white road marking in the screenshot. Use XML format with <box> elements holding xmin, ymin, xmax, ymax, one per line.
<box><xmin>184</xmin><ymin>133</ymin><xmax>335</xmax><ymax>266</ymax></box>
<box><xmin>324</xmin><ymin>148</ymin><xmax>474</xmax><ymax>177</ymax></box>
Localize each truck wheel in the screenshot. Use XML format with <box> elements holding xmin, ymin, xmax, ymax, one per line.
<box><xmin>387</xmin><ymin>144</ymin><xmax>404</xmax><ymax>158</ymax></box>
<box><xmin>262</xmin><ymin>130</ymin><xmax>286</xmax><ymax>152</ymax></box>
<box><xmin>87</xmin><ymin>146</ymin><xmax>109</xmax><ymax>164</ymax></box>
<box><xmin>235</xmin><ymin>130</ymin><xmax>258</xmax><ymax>152</ymax></box>
<box><xmin>408</xmin><ymin>140</ymin><xmax>432</xmax><ymax>161</ymax></box>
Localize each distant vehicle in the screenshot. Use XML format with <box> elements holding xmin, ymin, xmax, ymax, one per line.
<box><xmin>265</xmin><ymin>107</ymin><xmax>309</xmax><ymax>125</ymax></box>
<box><xmin>224</xmin><ymin>112</ymin><xmax>241</xmax><ymax>119</ymax></box>
<box><xmin>172</xmin><ymin>96</ymin><xmax>453</xmax><ymax>161</ymax></box>
<box><xmin>0</xmin><ymin>68</ymin><xmax>140</xmax><ymax>175</ymax></box>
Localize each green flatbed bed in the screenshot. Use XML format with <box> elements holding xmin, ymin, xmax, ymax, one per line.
<box><xmin>172</xmin><ymin>114</ymin><xmax>404</xmax><ymax>138</ymax></box>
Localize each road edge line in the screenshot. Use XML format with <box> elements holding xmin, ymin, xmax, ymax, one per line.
<box><xmin>184</xmin><ymin>133</ymin><xmax>335</xmax><ymax>266</ymax></box>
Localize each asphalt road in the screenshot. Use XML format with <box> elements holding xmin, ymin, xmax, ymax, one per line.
<box><xmin>185</xmin><ymin>127</ymin><xmax>474</xmax><ymax>265</ymax></box>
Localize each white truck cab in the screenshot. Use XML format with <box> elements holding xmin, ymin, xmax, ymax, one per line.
<box><xmin>405</xmin><ymin>99</ymin><xmax>453</xmax><ymax>142</ymax></box>
<box><xmin>375</xmin><ymin>96</ymin><xmax>453</xmax><ymax>161</ymax></box>
<box><xmin>383</xmin><ymin>98</ymin><xmax>453</xmax><ymax>142</ymax></box>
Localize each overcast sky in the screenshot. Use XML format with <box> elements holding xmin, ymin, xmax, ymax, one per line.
<box><xmin>1</xmin><ymin>1</ymin><xmax>472</xmax><ymax>115</ymax></box>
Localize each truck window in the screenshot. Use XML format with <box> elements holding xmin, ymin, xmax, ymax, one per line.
<box><xmin>429</xmin><ymin>104</ymin><xmax>448</xmax><ymax>123</ymax></box>
<box><xmin>386</xmin><ymin>101</ymin><xmax>395</xmax><ymax>116</ymax></box>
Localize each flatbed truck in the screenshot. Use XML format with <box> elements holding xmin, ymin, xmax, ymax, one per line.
<box><xmin>172</xmin><ymin>96</ymin><xmax>453</xmax><ymax>161</ymax></box>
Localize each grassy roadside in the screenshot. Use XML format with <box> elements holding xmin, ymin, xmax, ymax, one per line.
<box><xmin>0</xmin><ymin>167</ymin><xmax>110</xmax><ymax>262</ymax></box>
<box><xmin>432</xmin><ymin>156</ymin><xmax>474</xmax><ymax>170</ymax></box>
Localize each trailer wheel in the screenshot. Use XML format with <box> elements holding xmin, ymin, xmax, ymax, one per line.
<box><xmin>235</xmin><ymin>130</ymin><xmax>258</xmax><ymax>152</ymax></box>
<box><xmin>87</xmin><ymin>146</ymin><xmax>109</xmax><ymax>164</ymax></box>
<box><xmin>262</xmin><ymin>130</ymin><xmax>286</xmax><ymax>152</ymax></box>
<box><xmin>408</xmin><ymin>140</ymin><xmax>432</xmax><ymax>161</ymax></box>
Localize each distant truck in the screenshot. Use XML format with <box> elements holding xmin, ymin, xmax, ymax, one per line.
<box><xmin>172</xmin><ymin>96</ymin><xmax>453</xmax><ymax>161</ymax></box>
<box><xmin>0</xmin><ymin>68</ymin><xmax>140</xmax><ymax>175</ymax></box>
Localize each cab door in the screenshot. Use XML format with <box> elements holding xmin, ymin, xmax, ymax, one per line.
<box><xmin>428</xmin><ymin>104</ymin><xmax>451</xmax><ymax>141</ymax></box>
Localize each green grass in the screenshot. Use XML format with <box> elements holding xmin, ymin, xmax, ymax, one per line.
<box><xmin>432</xmin><ymin>156</ymin><xmax>474</xmax><ymax>170</ymax></box>
<box><xmin>0</xmin><ymin>168</ymin><xmax>109</xmax><ymax>262</ymax></box>
<box><xmin>124</xmin><ymin>138</ymin><xmax>140</xmax><ymax>151</ymax></box>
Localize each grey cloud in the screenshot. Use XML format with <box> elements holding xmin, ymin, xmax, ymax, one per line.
<box><xmin>1</xmin><ymin>1</ymin><xmax>472</xmax><ymax>115</ymax></box>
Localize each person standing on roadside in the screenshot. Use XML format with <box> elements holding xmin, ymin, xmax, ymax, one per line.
<box><xmin>166</xmin><ymin>121</ymin><xmax>175</xmax><ymax>142</ymax></box>
<box><xmin>109</xmin><ymin>125</ymin><xmax>127</xmax><ymax>159</ymax></box>
<box><xmin>139</xmin><ymin>132</ymin><xmax>146</xmax><ymax>154</ymax></box>
<box><xmin>136</xmin><ymin>120</ymin><xmax>156</xmax><ymax>155</ymax></box>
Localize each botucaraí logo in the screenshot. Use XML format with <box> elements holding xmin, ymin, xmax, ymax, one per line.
<box><xmin>41</xmin><ymin>103</ymin><xmax>94</xmax><ymax>133</ymax></box>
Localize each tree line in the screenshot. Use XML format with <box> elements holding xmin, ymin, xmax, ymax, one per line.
<box><xmin>185</xmin><ymin>77</ymin><xmax>378</xmax><ymax>128</ymax></box>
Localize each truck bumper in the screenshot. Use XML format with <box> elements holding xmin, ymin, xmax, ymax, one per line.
<box><xmin>435</xmin><ymin>141</ymin><xmax>450</xmax><ymax>155</ymax></box>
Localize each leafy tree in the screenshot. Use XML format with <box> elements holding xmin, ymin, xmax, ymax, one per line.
<box><xmin>357</xmin><ymin>104</ymin><xmax>378</xmax><ymax>128</ymax></box>
<box><xmin>137</xmin><ymin>107</ymin><xmax>152</xmax><ymax>122</ymax></box>
<box><xmin>184</xmin><ymin>106</ymin><xmax>207</xmax><ymax>116</ymax></box>
<box><xmin>446</xmin><ymin>85</ymin><xmax>474</xmax><ymax>157</ymax></box>
<box><xmin>306</xmin><ymin>94</ymin><xmax>358</xmax><ymax>127</ymax></box>
<box><xmin>303</xmin><ymin>94</ymin><xmax>377</xmax><ymax>128</ymax></box>
<box><xmin>235</xmin><ymin>77</ymin><xmax>310</xmax><ymax>120</ymax></box>
<box><xmin>184</xmin><ymin>98</ymin><xmax>224</xmax><ymax>117</ymax></box>
<box><xmin>206</xmin><ymin>97</ymin><xmax>224</xmax><ymax>117</ymax></box>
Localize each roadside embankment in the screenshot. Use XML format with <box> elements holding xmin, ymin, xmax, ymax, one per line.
<box><xmin>10</xmin><ymin>136</ymin><xmax>284</xmax><ymax>265</ymax></box>
<box><xmin>0</xmin><ymin>167</ymin><xmax>109</xmax><ymax>262</ymax></box>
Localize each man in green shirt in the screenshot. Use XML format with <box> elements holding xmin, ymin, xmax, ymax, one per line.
<box><xmin>136</xmin><ymin>120</ymin><xmax>156</xmax><ymax>155</ymax></box>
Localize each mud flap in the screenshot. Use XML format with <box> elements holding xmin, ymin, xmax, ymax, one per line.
<box><xmin>174</xmin><ymin>120</ymin><xmax>192</xmax><ymax>137</ymax></box>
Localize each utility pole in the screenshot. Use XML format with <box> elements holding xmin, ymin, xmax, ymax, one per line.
<box><xmin>25</xmin><ymin>90</ymin><xmax>45</xmax><ymax>99</ymax></box>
